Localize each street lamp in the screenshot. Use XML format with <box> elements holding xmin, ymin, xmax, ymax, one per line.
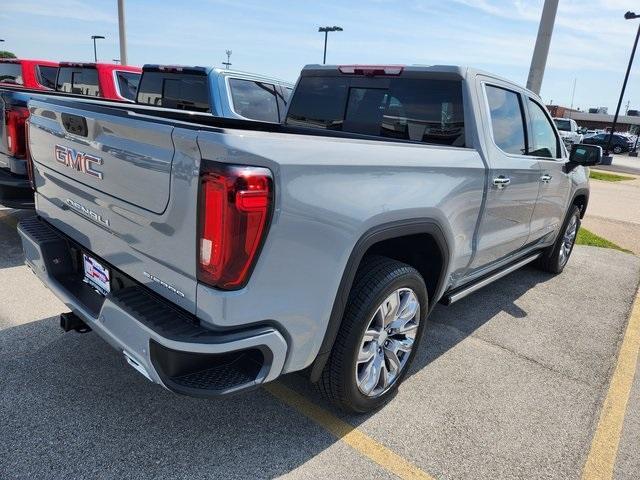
<box><xmin>112</xmin><ymin>59</ymin><xmax>120</xmax><ymax>64</ymax></box>
<box><xmin>91</xmin><ymin>35</ymin><xmax>105</xmax><ymax>62</ymax></box>
<box><xmin>604</xmin><ymin>11</ymin><xmax>639</xmax><ymax>159</ymax></box>
<box><xmin>318</xmin><ymin>26</ymin><xmax>343</xmax><ymax>64</ymax></box>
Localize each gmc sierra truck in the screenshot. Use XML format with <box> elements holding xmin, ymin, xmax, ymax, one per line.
<box><xmin>18</xmin><ymin>65</ymin><xmax>600</xmax><ymax>412</ymax></box>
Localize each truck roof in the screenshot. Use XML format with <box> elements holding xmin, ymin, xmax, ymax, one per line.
<box><xmin>141</xmin><ymin>64</ymin><xmax>293</xmax><ymax>86</ymax></box>
<box><xmin>0</xmin><ymin>58</ymin><xmax>59</xmax><ymax>67</ymax></box>
<box><xmin>301</xmin><ymin>64</ymin><xmax>538</xmax><ymax>99</ymax></box>
<box><xmin>58</xmin><ymin>62</ymin><xmax>141</xmax><ymax>73</ymax></box>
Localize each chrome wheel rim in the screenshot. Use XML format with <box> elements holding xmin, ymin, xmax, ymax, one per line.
<box><xmin>355</xmin><ymin>288</ymin><xmax>420</xmax><ymax>397</ymax></box>
<box><xmin>559</xmin><ymin>215</ymin><xmax>578</xmax><ymax>266</ymax></box>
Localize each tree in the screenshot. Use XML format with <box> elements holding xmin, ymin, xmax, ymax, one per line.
<box><xmin>0</xmin><ymin>51</ymin><xmax>17</xmax><ymax>59</ymax></box>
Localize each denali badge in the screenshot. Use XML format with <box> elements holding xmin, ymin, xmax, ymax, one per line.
<box><xmin>65</xmin><ymin>198</ymin><xmax>110</xmax><ymax>227</ymax></box>
<box><xmin>54</xmin><ymin>144</ymin><xmax>103</xmax><ymax>180</ymax></box>
<box><xmin>143</xmin><ymin>272</ymin><xmax>186</xmax><ymax>298</ymax></box>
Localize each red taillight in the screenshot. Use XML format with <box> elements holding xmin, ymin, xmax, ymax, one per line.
<box><xmin>338</xmin><ymin>65</ymin><xmax>404</xmax><ymax>76</ymax></box>
<box><xmin>197</xmin><ymin>164</ymin><xmax>273</xmax><ymax>290</ymax></box>
<box><xmin>5</xmin><ymin>107</ymin><xmax>30</xmax><ymax>158</ymax></box>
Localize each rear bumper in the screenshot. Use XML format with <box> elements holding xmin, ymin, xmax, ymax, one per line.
<box><xmin>0</xmin><ymin>159</ymin><xmax>33</xmax><ymax>209</ymax></box>
<box><xmin>17</xmin><ymin>216</ymin><xmax>288</xmax><ymax>397</ymax></box>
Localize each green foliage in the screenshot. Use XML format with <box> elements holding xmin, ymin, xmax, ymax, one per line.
<box><xmin>0</xmin><ymin>51</ymin><xmax>17</xmax><ymax>59</ymax></box>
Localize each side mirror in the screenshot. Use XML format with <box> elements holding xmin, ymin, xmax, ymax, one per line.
<box><xmin>569</xmin><ymin>144</ymin><xmax>602</xmax><ymax>166</ymax></box>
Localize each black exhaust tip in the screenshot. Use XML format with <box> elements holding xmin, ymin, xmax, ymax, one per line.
<box><xmin>60</xmin><ymin>312</ymin><xmax>91</xmax><ymax>333</ymax></box>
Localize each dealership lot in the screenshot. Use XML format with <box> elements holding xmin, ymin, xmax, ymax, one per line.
<box><xmin>0</xmin><ymin>207</ymin><xmax>638</xmax><ymax>479</ymax></box>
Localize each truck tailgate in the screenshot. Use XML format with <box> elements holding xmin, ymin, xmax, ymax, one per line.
<box><xmin>27</xmin><ymin>98</ymin><xmax>200</xmax><ymax>313</ymax></box>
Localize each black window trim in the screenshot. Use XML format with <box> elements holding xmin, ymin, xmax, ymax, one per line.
<box><xmin>525</xmin><ymin>96</ymin><xmax>563</xmax><ymax>161</ymax></box>
<box><xmin>35</xmin><ymin>64</ymin><xmax>58</xmax><ymax>90</ymax></box>
<box><xmin>113</xmin><ymin>69</ymin><xmax>141</xmax><ymax>102</ymax></box>
<box><xmin>483</xmin><ymin>82</ymin><xmax>530</xmax><ymax>158</ymax></box>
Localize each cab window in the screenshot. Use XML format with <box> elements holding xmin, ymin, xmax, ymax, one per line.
<box><xmin>527</xmin><ymin>99</ymin><xmax>560</xmax><ymax>158</ymax></box>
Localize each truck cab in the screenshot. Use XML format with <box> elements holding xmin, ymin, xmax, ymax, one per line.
<box><xmin>55</xmin><ymin>62</ymin><xmax>142</xmax><ymax>102</ymax></box>
<box><xmin>135</xmin><ymin>65</ymin><xmax>293</xmax><ymax>122</ymax></box>
<box><xmin>0</xmin><ymin>58</ymin><xmax>59</xmax><ymax>91</ymax></box>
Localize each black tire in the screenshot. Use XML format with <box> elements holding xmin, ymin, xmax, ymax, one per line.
<box><xmin>536</xmin><ymin>205</ymin><xmax>581</xmax><ymax>274</ymax></box>
<box><xmin>613</xmin><ymin>145</ymin><xmax>623</xmax><ymax>154</ymax></box>
<box><xmin>317</xmin><ymin>256</ymin><xmax>428</xmax><ymax>413</ymax></box>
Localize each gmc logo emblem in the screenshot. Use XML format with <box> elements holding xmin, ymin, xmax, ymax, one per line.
<box><xmin>54</xmin><ymin>144</ymin><xmax>103</xmax><ymax>180</ymax></box>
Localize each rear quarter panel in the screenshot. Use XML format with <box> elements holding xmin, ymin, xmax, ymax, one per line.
<box><xmin>196</xmin><ymin>129</ymin><xmax>485</xmax><ymax>372</ymax></box>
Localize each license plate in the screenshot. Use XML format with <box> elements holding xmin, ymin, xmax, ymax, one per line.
<box><xmin>82</xmin><ymin>253</ymin><xmax>111</xmax><ymax>295</ymax></box>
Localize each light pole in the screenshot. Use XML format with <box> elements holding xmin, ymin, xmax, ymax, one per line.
<box><xmin>604</xmin><ymin>11</ymin><xmax>639</xmax><ymax>158</ymax></box>
<box><xmin>118</xmin><ymin>0</ymin><xmax>128</xmax><ymax>66</ymax></box>
<box><xmin>318</xmin><ymin>26</ymin><xmax>343</xmax><ymax>64</ymax></box>
<box><xmin>91</xmin><ymin>35</ymin><xmax>105</xmax><ymax>62</ymax></box>
<box><xmin>112</xmin><ymin>59</ymin><xmax>120</xmax><ymax>64</ymax></box>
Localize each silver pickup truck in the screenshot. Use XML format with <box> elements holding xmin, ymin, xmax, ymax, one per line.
<box><xmin>18</xmin><ymin>65</ymin><xmax>600</xmax><ymax>412</ymax></box>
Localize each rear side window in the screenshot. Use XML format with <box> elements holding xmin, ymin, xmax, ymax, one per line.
<box><xmin>37</xmin><ymin>66</ymin><xmax>58</xmax><ymax>89</ymax></box>
<box><xmin>286</xmin><ymin>76</ymin><xmax>465</xmax><ymax>146</ymax></box>
<box><xmin>115</xmin><ymin>71</ymin><xmax>140</xmax><ymax>101</ymax></box>
<box><xmin>485</xmin><ymin>85</ymin><xmax>527</xmax><ymax>155</ymax></box>
<box><xmin>527</xmin><ymin>99</ymin><xmax>559</xmax><ymax>158</ymax></box>
<box><xmin>0</xmin><ymin>63</ymin><xmax>23</xmax><ymax>85</ymax></box>
<box><xmin>229</xmin><ymin>79</ymin><xmax>279</xmax><ymax>122</ymax></box>
<box><xmin>56</xmin><ymin>67</ymin><xmax>100</xmax><ymax>96</ymax></box>
<box><xmin>137</xmin><ymin>72</ymin><xmax>210</xmax><ymax>112</ymax></box>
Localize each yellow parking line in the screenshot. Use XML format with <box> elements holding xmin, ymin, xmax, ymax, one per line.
<box><xmin>582</xmin><ymin>286</ymin><xmax>640</xmax><ymax>480</ymax></box>
<box><xmin>266</xmin><ymin>383</ymin><xmax>435</xmax><ymax>480</ymax></box>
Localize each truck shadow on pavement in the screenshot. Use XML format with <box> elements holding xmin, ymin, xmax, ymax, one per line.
<box><xmin>0</xmin><ymin>267</ymin><xmax>552</xmax><ymax>478</ymax></box>
<box><xmin>0</xmin><ymin>209</ymin><xmax>34</xmax><ymax>269</ymax></box>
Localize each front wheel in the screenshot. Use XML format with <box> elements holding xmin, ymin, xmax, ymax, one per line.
<box><xmin>613</xmin><ymin>145</ymin><xmax>623</xmax><ymax>154</ymax></box>
<box><xmin>537</xmin><ymin>206</ymin><xmax>581</xmax><ymax>274</ymax></box>
<box><xmin>317</xmin><ymin>256</ymin><xmax>428</xmax><ymax>413</ymax></box>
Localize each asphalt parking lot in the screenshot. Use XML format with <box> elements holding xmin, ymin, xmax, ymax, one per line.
<box><xmin>1</xmin><ymin>207</ymin><xmax>639</xmax><ymax>480</ymax></box>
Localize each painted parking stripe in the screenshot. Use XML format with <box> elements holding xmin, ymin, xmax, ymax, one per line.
<box><xmin>582</xmin><ymin>285</ymin><xmax>640</xmax><ymax>479</ymax></box>
<box><xmin>266</xmin><ymin>383</ymin><xmax>435</xmax><ymax>480</ymax></box>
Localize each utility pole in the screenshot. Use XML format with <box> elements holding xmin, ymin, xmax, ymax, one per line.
<box><xmin>568</xmin><ymin>78</ymin><xmax>576</xmax><ymax>119</ymax></box>
<box><xmin>118</xmin><ymin>0</ymin><xmax>128</xmax><ymax>66</ymax></box>
<box><xmin>223</xmin><ymin>50</ymin><xmax>232</xmax><ymax>69</ymax></box>
<box><xmin>527</xmin><ymin>0</ymin><xmax>559</xmax><ymax>94</ymax></box>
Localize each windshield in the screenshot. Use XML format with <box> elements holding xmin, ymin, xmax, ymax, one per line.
<box><xmin>554</xmin><ymin>119</ymin><xmax>571</xmax><ymax>131</ymax></box>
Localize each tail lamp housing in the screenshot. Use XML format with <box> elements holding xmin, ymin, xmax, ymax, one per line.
<box><xmin>5</xmin><ymin>107</ymin><xmax>30</xmax><ymax>158</ymax></box>
<box><xmin>197</xmin><ymin>163</ymin><xmax>273</xmax><ymax>290</ymax></box>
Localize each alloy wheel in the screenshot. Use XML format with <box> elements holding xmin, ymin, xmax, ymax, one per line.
<box><xmin>355</xmin><ymin>288</ymin><xmax>420</xmax><ymax>397</ymax></box>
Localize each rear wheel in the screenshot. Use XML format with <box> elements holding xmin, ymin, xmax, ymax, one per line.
<box><xmin>613</xmin><ymin>145</ymin><xmax>623</xmax><ymax>154</ymax></box>
<box><xmin>536</xmin><ymin>205</ymin><xmax>581</xmax><ymax>274</ymax></box>
<box><xmin>317</xmin><ymin>256</ymin><xmax>428</xmax><ymax>413</ymax></box>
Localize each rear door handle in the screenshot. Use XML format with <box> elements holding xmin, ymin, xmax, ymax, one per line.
<box><xmin>492</xmin><ymin>176</ymin><xmax>511</xmax><ymax>189</ymax></box>
<box><xmin>540</xmin><ymin>174</ymin><xmax>553</xmax><ymax>183</ymax></box>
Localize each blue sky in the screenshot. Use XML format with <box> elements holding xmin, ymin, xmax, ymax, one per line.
<box><xmin>2</xmin><ymin>0</ymin><xmax>639</xmax><ymax>112</ymax></box>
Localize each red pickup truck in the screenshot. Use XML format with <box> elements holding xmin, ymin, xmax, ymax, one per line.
<box><xmin>55</xmin><ymin>62</ymin><xmax>142</xmax><ymax>101</ymax></box>
<box><xmin>0</xmin><ymin>61</ymin><xmax>142</xmax><ymax>208</ymax></box>
<box><xmin>0</xmin><ymin>58</ymin><xmax>59</xmax><ymax>90</ymax></box>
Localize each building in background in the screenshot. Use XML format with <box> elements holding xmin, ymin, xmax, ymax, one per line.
<box><xmin>547</xmin><ymin>104</ymin><xmax>640</xmax><ymax>133</ymax></box>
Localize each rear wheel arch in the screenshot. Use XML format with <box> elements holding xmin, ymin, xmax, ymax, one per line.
<box><xmin>308</xmin><ymin>219</ymin><xmax>450</xmax><ymax>382</ymax></box>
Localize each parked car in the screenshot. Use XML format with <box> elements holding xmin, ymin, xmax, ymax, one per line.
<box><xmin>55</xmin><ymin>62</ymin><xmax>142</xmax><ymax>101</ymax></box>
<box><xmin>0</xmin><ymin>58</ymin><xmax>59</xmax><ymax>90</ymax></box>
<box><xmin>0</xmin><ymin>62</ymin><xmax>141</xmax><ymax>209</ymax></box>
<box><xmin>553</xmin><ymin>117</ymin><xmax>583</xmax><ymax>147</ymax></box>
<box><xmin>19</xmin><ymin>64</ymin><xmax>599</xmax><ymax>412</ymax></box>
<box><xmin>136</xmin><ymin>64</ymin><xmax>293</xmax><ymax>121</ymax></box>
<box><xmin>582</xmin><ymin>132</ymin><xmax>634</xmax><ymax>154</ymax></box>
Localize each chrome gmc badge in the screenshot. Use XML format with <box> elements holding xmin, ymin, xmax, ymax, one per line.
<box><xmin>54</xmin><ymin>144</ymin><xmax>103</xmax><ymax>180</ymax></box>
